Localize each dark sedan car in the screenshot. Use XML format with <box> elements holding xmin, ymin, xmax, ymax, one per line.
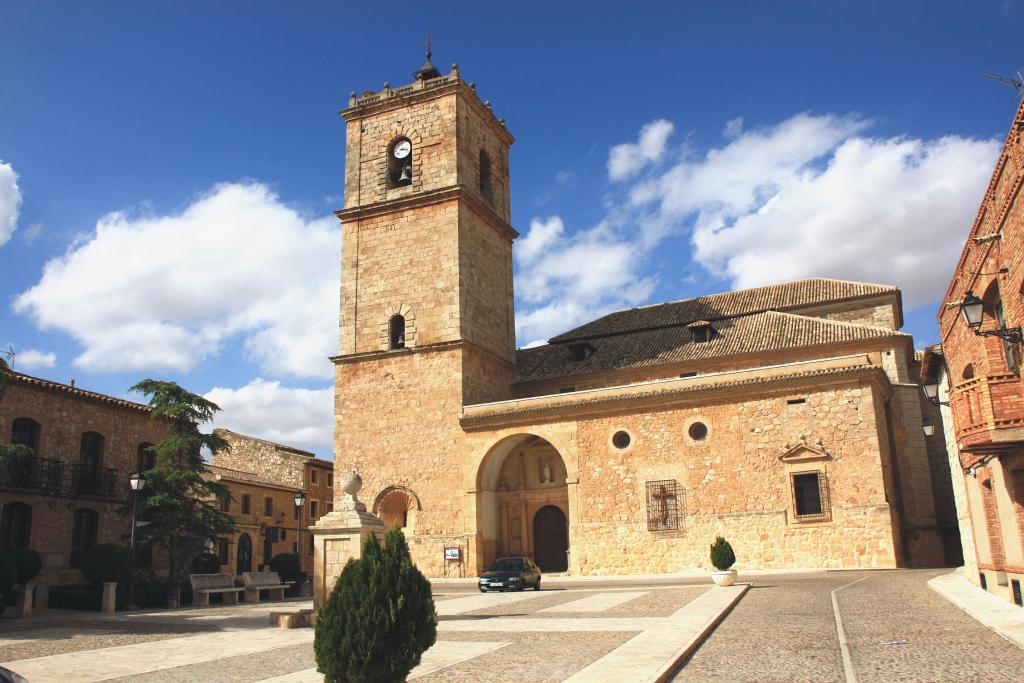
<box><xmin>478</xmin><ymin>556</ymin><xmax>542</xmax><ymax>592</ymax></box>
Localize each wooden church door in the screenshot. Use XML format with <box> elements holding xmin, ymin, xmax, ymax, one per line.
<box><xmin>533</xmin><ymin>505</ymin><xmax>568</xmax><ymax>572</ymax></box>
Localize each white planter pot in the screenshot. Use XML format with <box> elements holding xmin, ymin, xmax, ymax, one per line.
<box><xmin>710</xmin><ymin>569</ymin><xmax>737</xmax><ymax>587</ymax></box>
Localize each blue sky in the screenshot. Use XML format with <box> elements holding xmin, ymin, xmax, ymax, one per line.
<box><xmin>1</xmin><ymin>1</ymin><xmax>1021</xmax><ymax>457</ymax></box>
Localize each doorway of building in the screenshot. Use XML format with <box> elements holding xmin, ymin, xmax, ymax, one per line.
<box><xmin>237</xmin><ymin>533</ymin><xmax>252</xmax><ymax>574</ymax></box>
<box><xmin>533</xmin><ymin>505</ymin><xmax>568</xmax><ymax>572</ymax></box>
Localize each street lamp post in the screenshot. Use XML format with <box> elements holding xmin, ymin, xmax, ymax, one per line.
<box><xmin>128</xmin><ymin>471</ymin><xmax>146</xmax><ymax>609</ymax></box>
<box><xmin>294</xmin><ymin>490</ymin><xmax>306</xmax><ymax>572</ymax></box>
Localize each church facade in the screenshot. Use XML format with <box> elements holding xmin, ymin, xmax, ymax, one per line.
<box><xmin>329</xmin><ymin>60</ymin><xmax>958</xmax><ymax>577</ymax></box>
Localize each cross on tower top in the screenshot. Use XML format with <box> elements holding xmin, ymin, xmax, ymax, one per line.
<box><xmin>422</xmin><ymin>32</ymin><xmax>436</xmax><ymax>60</ymax></box>
<box><xmin>414</xmin><ymin>32</ymin><xmax>441</xmax><ymax>81</ymax></box>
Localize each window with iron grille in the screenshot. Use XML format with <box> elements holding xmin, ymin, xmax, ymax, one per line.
<box><xmin>242</xmin><ymin>494</ymin><xmax>251</xmax><ymax>515</ymax></box>
<box><xmin>646</xmin><ymin>480</ymin><xmax>683</xmax><ymax>532</ymax></box>
<box><xmin>264</xmin><ymin>497</ymin><xmax>273</xmax><ymax>517</ymax></box>
<box><xmin>791</xmin><ymin>471</ymin><xmax>830</xmax><ymax>520</ymax></box>
<box><xmin>218</xmin><ymin>537</ymin><xmax>229</xmax><ymax>565</ymax></box>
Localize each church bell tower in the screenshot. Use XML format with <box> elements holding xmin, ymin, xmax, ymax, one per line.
<box><xmin>334</xmin><ymin>55</ymin><xmax>517</xmax><ymax>410</ymax></box>
<box><xmin>325</xmin><ymin>55</ymin><xmax>519</xmax><ymax>582</ymax></box>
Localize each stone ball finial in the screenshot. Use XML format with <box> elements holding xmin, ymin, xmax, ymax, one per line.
<box><xmin>341</xmin><ymin>471</ymin><xmax>363</xmax><ymax>496</ymax></box>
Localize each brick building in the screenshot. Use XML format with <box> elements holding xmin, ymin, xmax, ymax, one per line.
<box><xmin>932</xmin><ymin>97</ymin><xmax>1024</xmax><ymax>605</ymax></box>
<box><xmin>320</xmin><ymin>58</ymin><xmax>959</xmax><ymax>580</ymax></box>
<box><xmin>0</xmin><ymin>371</ymin><xmax>167</xmax><ymax>584</ymax></box>
<box><xmin>209</xmin><ymin>429</ymin><xmax>332</xmax><ymax>576</ymax></box>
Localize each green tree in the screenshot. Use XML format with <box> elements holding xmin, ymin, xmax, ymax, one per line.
<box><xmin>314</xmin><ymin>527</ymin><xmax>437</xmax><ymax>682</ymax></box>
<box><xmin>129</xmin><ymin>380</ymin><xmax>235</xmax><ymax>586</ymax></box>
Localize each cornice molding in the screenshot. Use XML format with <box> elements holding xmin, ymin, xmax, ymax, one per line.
<box><xmin>461</xmin><ymin>364</ymin><xmax>890</xmax><ymax>432</ymax></box>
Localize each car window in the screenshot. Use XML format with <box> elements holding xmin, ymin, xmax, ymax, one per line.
<box><xmin>489</xmin><ymin>559</ymin><xmax>524</xmax><ymax>572</ymax></box>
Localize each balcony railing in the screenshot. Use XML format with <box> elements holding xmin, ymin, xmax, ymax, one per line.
<box><xmin>8</xmin><ymin>454</ymin><xmax>64</xmax><ymax>493</ymax></box>
<box><xmin>69</xmin><ymin>464</ymin><xmax>119</xmax><ymax>497</ymax></box>
<box><xmin>3</xmin><ymin>456</ymin><xmax>119</xmax><ymax>498</ymax></box>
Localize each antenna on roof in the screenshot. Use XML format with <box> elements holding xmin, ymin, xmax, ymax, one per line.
<box><xmin>980</xmin><ymin>70</ymin><xmax>1024</xmax><ymax>98</ymax></box>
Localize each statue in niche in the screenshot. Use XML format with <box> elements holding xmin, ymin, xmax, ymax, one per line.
<box><xmin>498</xmin><ymin>476</ymin><xmax>510</xmax><ymax>492</ymax></box>
<box><xmin>541</xmin><ymin>460</ymin><xmax>553</xmax><ymax>484</ymax></box>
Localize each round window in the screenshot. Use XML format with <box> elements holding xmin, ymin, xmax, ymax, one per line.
<box><xmin>612</xmin><ymin>430</ymin><xmax>631</xmax><ymax>449</ymax></box>
<box><xmin>688</xmin><ymin>421</ymin><xmax>708</xmax><ymax>441</ymax></box>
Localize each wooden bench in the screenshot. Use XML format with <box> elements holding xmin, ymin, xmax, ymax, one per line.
<box><xmin>189</xmin><ymin>573</ymin><xmax>244</xmax><ymax>606</ymax></box>
<box><xmin>242</xmin><ymin>571</ymin><xmax>294</xmax><ymax>602</ymax></box>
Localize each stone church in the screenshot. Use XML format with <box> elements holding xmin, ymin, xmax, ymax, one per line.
<box><xmin>326</xmin><ymin>57</ymin><xmax>958</xmax><ymax>578</ymax></box>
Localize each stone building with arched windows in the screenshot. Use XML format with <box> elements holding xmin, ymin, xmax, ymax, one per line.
<box><xmin>320</xmin><ymin>58</ymin><xmax>960</xmax><ymax>584</ymax></box>
<box><xmin>0</xmin><ymin>371</ymin><xmax>168</xmax><ymax>584</ymax></box>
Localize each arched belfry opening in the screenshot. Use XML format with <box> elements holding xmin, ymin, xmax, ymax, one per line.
<box><xmin>389</xmin><ymin>315</ymin><xmax>406</xmax><ymax>349</ymax></box>
<box><xmin>476</xmin><ymin>434</ymin><xmax>571</xmax><ymax>573</ymax></box>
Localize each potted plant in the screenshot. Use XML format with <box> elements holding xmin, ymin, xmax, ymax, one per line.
<box><xmin>709</xmin><ymin>536</ymin><xmax>737</xmax><ymax>586</ymax></box>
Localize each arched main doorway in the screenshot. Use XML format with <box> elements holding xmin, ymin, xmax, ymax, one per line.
<box><xmin>237</xmin><ymin>533</ymin><xmax>253</xmax><ymax>574</ymax></box>
<box><xmin>476</xmin><ymin>434</ymin><xmax>571</xmax><ymax>572</ymax></box>
<box><xmin>533</xmin><ymin>506</ymin><xmax>568</xmax><ymax>571</ymax></box>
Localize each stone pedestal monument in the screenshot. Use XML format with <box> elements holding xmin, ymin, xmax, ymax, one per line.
<box><xmin>310</xmin><ymin>471</ymin><xmax>386</xmax><ymax>608</ymax></box>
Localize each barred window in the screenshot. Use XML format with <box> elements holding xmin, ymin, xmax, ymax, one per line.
<box><xmin>242</xmin><ymin>494</ymin><xmax>251</xmax><ymax>515</ymax></box>
<box><xmin>791</xmin><ymin>471</ymin><xmax>830</xmax><ymax>520</ymax></box>
<box><xmin>264</xmin><ymin>497</ymin><xmax>273</xmax><ymax>517</ymax></box>
<box><xmin>646</xmin><ymin>480</ymin><xmax>683</xmax><ymax>532</ymax></box>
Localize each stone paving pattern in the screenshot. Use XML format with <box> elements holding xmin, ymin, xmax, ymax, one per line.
<box><xmin>2</xmin><ymin>571</ymin><xmax>1023</xmax><ymax>682</ymax></box>
<box><xmin>671</xmin><ymin>569</ymin><xmax>1024</xmax><ymax>683</ymax></box>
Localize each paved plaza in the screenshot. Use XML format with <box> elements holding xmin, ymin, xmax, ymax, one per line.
<box><xmin>0</xmin><ymin>569</ymin><xmax>1021</xmax><ymax>682</ymax></box>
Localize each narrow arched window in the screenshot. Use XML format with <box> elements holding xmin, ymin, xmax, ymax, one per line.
<box><xmin>70</xmin><ymin>508</ymin><xmax>98</xmax><ymax>567</ymax></box>
<box><xmin>479</xmin><ymin>149</ymin><xmax>492</xmax><ymax>200</ymax></box>
<box><xmin>389</xmin><ymin>315</ymin><xmax>406</xmax><ymax>350</ymax></box>
<box><xmin>11</xmin><ymin>418</ymin><xmax>40</xmax><ymax>455</ymax></box>
<box><xmin>994</xmin><ymin>293</ymin><xmax>1020</xmax><ymax>373</ymax></box>
<box><xmin>0</xmin><ymin>502</ymin><xmax>32</xmax><ymax>550</ymax></box>
<box><xmin>387</xmin><ymin>137</ymin><xmax>413</xmax><ymax>188</ymax></box>
<box><xmin>137</xmin><ymin>443</ymin><xmax>157</xmax><ymax>472</ymax></box>
<box><xmin>80</xmin><ymin>431</ymin><xmax>104</xmax><ymax>468</ymax></box>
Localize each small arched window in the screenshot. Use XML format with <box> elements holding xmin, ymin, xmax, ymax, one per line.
<box><xmin>387</xmin><ymin>137</ymin><xmax>413</xmax><ymax>188</ymax></box>
<box><xmin>70</xmin><ymin>508</ymin><xmax>98</xmax><ymax>567</ymax></box>
<box><xmin>11</xmin><ymin>418</ymin><xmax>40</xmax><ymax>455</ymax></box>
<box><xmin>963</xmin><ymin>363</ymin><xmax>976</xmax><ymax>380</ymax></box>
<box><xmin>80</xmin><ymin>431</ymin><xmax>104</xmax><ymax>468</ymax></box>
<box><xmin>994</xmin><ymin>293</ymin><xmax>1020</xmax><ymax>373</ymax></box>
<box><xmin>137</xmin><ymin>443</ymin><xmax>157</xmax><ymax>472</ymax></box>
<box><xmin>377</xmin><ymin>488</ymin><xmax>416</xmax><ymax>530</ymax></box>
<box><xmin>479</xmin><ymin>149</ymin><xmax>492</xmax><ymax>200</ymax></box>
<box><xmin>389</xmin><ymin>315</ymin><xmax>406</xmax><ymax>350</ymax></box>
<box><xmin>0</xmin><ymin>502</ymin><xmax>32</xmax><ymax>550</ymax></box>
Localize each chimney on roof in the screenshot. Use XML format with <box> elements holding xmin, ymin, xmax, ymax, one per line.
<box><xmin>70</xmin><ymin>379</ymin><xmax>75</xmax><ymax>388</ymax></box>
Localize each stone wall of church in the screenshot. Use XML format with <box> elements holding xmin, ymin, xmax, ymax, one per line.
<box><xmin>458</xmin><ymin>204</ymin><xmax>516</xmax><ymax>363</ymax></box>
<box><xmin>339</xmin><ymin>201</ymin><xmax>463</xmax><ymax>356</ymax></box>
<box><xmin>334</xmin><ymin>347</ymin><xmax>469</xmax><ymax>566</ymax></box>
<box><xmin>563</xmin><ymin>381</ymin><xmax>898</xmax><ymax>573</ymax></box>
<box><xmin>343</xmin><ymin>92</ymin><xmax>458</xmax><ymax>208</ymax></box>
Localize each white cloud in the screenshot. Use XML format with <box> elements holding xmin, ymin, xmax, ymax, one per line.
<box><xmin>205</xmin><ymin>378</ymin><xmax>333</xmax><ymax>456</ymax></box>
<box><xmin>11</xmin><ymin>348</ymin><xmax>56</xmax><ymax>370</ymax></box>
<box><xmin>0</xmin><ymin>161</ymin><xmax>22</xmax><ymax>247</ymax></box>
<box><xmin>15</xmin><ymin>182</ymin><xmax>340</xmax><ymax>377</ymax></box>
<box><xmin>515</xmin><ymin>217</ymin><xmax>655</xmax><ymax>345</ymax></box>
<box><xmin>21</xmin><ymin>223</ymin><xmax>43</xmax><ymax>245</ymax></box>
<box><xmin>723</xmin><ymin>117</ymin><xmax>744</xmax><ymax>140</ymax></box>
<box><xmin>691</xmin><ymin>134</ymin><xmax>998</xmax><ymax>304</ymax></box>
<box><xmin>608</xmin><ymin>119</ymin><xmax>675</xmax><ymax>181</ymax></box>
<box><xmin>618</xmin><ymin>113</ymin><xmax>995</xmax><ymax>307</ymax></box>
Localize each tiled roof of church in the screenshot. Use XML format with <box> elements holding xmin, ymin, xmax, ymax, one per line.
<box><xmin>516</xmin><ymin>310</ymin><xmax>906</xmax><ymax>382</ymax></box>
<box><xmin>548</xmin><ymin>278</ymin><xmax>899</xmax><ymax>344</ymax></box>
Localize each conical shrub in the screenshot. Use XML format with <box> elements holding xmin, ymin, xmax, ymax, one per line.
<box><xmin>709</xmin><ymin>536</ymin><xmax>736</xmax><ymax>571</ymax></box>
<box><xmin>314</xmin><ymin>527</ymin><xmax>437</xmax><ymax>682</ymax></box>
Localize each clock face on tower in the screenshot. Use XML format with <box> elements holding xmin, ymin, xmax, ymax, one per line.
<box><xmin>393</xmin><ymin>140</ymin><xmax>412</xmax><ymax>159</ymax></box>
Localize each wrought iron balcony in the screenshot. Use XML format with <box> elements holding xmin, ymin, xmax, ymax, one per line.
<box><xmin>6</xmin><ymin>454</ymin><xmax>64</xmax><ymax>493</ymax></box>
<box><xmin>69</xmin><ymin>463</ymin><xmax>119</xmax><ymax>497</ymax></box>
